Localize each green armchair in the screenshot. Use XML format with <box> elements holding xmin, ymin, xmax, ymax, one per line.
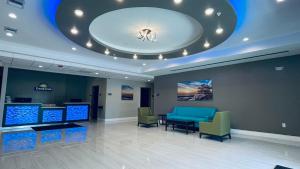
<box><xmin>199</xmin><ymin>111</ymin><xmax>231</xmax><ymax>142</ymax></box>
<box><xmin>138</xmin><ymin>107</ymin><xmax>158</xmax><ymax>127</ymax></box>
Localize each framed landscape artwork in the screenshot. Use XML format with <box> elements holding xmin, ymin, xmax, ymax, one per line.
<box><xmin>121</xmin><ymin>85</ymin><xmax>134</xmax><ymax>100</ymax></box>
<box><xmin>177</xmin><ymin>80</ymin><xmax>213</xmax><ymax>101</ymax></box>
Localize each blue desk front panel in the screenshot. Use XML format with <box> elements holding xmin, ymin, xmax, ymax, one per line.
<box><xmin>2</xmin><ymin>131</ymin><xmax>37</xmax><ymax>153</ymax></box>
<box><xmin>42</xmin><ymin>109</ymin><xmax>64</xmax><ymax>123</ymax></box>
<box><xmin>66</xmin><ymin>105</ymin><xmax>89</xmax><ymax>121</ymax></box>
<box><xmin>4</xmin><ymin>105</ymin><xmax>40</xmax><ymax>126</ymax></box>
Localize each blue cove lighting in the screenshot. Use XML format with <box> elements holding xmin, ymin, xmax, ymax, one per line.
<box><xmin>42</xmin><ymin>0</ymin><xmax>62</xmax><ymax>27</ymax></box>
<box><xmin>229</xmin><ymin>0</ymin><xmax>248</xmax><ymax>31</ymax></box>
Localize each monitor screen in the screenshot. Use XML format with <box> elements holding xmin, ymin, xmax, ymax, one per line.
<box><xmin>42</xmin><ymin>109</ymin><xmax>64</xmax><ymax>123</ymax></box>
<box><xmin>4</xmin><ymin>104</ymin><xmax>40</xmax><ymax>126</ymax></box>
<box><xmin>65</xmin><ymin>104</ymin><xmax>89</xmax><ymax>121</ymax></box>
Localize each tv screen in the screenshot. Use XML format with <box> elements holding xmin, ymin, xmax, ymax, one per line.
<box><xmin>65</xmin><ymin>104</ymin><xmax>89</xmax><ymax>121</ymax></box>
<box><xmin>4</xmin><ymin>104</ymin><xmax>40</xmax><ymax>126</ymax></box>
<box><xmin>42</xmin><ymin>109</ymin><xmax>64</xmax><ymax>123</ymax></box>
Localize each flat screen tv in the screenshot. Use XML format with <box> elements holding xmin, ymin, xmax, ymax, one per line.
<box><xmin>65</xmin><ymin>104</ymin><xmax>89</xmax><ymax>122</ymax></box>
<box><xmin>3</xmin><ymin>104</ymin><xmax>41</xmax><ymax>127</ymax></box>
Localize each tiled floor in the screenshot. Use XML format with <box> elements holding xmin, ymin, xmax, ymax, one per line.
<box><xmin>0</xmin><ymin>121</ymin><xmax>299</xmax><ymax>169</ymax></box>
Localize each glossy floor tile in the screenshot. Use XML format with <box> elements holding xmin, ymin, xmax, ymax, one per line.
<box><xmin>0</xmin><ymin>121</ymin><xmax>300</xmax><ymax>169</ymax></box>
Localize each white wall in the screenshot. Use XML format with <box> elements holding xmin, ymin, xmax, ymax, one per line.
<box><xmin>105</xmin><ymin>79</ymin><xmax>150</xmax><ymax>119</ymax></box>
<box><xmin>0</xmin><ymin>66</ymin><xmax>8</xmax><ymax>128</ymax></box>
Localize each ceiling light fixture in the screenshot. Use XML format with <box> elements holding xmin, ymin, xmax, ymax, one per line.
<box><xmin>116</xmin><ymin>0</ymin><xmax>124</xmax><ymax>3</ymax></box>
<box><xmin>70</xmin><ymin>27</ymin><xmax>79</xmax><ymax>35</ymax></box>
<box><xmin>243</xmin><ymin>37</ymin><xmax>249</xmax><ymax>42</ymax></box>
<box><xmin>204</xmin><ymin>41</ymin><xmax>210</xmax><ymax>48</ymax></box>
<box><xmin>216</xmin><ymin>27</ymin><xmax>224</xmax><ymax>35</ymax></box>
<box><xmin>8</xmin><ymin>13</ymin><xmax>17</xmax><ymax>19</ymax></box>
<box><xmin>86</xmin><ymin>41</ymin><xmax>93</xmax><ymax>48</ymax></box>
<box><xmin>104</xmin><ymin>49</ymin><xmax>110</xmax><ymax>55</ymax></box>
<box><xmin>158</xmin><ymin>54</ymin><xmax>163</xmax><ymax>60</ymax></box>
<box><xmin>174</xmin><ymin>0</ymin><xmax>183</xmax><ymax>5</ymax></box>
<box><xmin>4</xmin><ymin>27</ymin><xmax>17</xmax><ymax>37</ymax></box>
<box><xmin>133</xmin><ymin>54</ymin><xmax>138</xmax><ymax>60</ymax></box>
<box><xmin>72</xmin><ymin>47</ymin><xmax>77</xmax><ymax>51</ymax></box>
<box><xmin>95</xmin><ymin>72</ymin><xmax>99</xmax><ymax>75</ymax></box>
<box><xmin>142</xmin><ymin>63</ymin><xmax>147</xmax><ymax>66</ymax></box>
<box><xmin>183</xmin><ymin>49</ymin><xmax>188</xmax><ymax>56</ymax></box>
<box><xmin>205</xmin><ymin>8</ymin><xmax>214</xmax><ymax>16</ymax></box>
<box><xmin>6</xmin><ymin>32</ymin><xmax>14</xmax><ymax>37</ymax></box>
<box><xmin>38</xmin><ymin>65</ymin><xmax>43</xmax><ymax>68</ymax></box>
<box><xmin>74</xmin><ymin>9</ymin><xmax>84</xmax><ymax>17</ymax></box>
<box><xmin>137</xmin><ymin>28</ymin><xmax>157</xmax><ymax>42</ymax></box>
<box><xmin>125</xmin><ymin>76</ymin><xmax>129</xmax><ymax>79</ymax></box>
<box><xmin>164</xmin><ymin>58</ymin><xmax>168</xmax><ymax>61</ymax></box>
<box><xmin>113</xmin><ymin>56</ymin><xmax>118</xmax><ymax>60</ymax></box>
<box><xmin>276</xmin><ymin>0</ymin><xmax>285</xmax><ymax>3</ymax></box>
<box><xmin>147</xmin><ymin>80</ymin><xmax>151</xmax><ymax>82</ymax></box>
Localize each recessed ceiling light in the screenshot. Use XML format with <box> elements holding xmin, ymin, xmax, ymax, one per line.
<box><xmin>6</xmin><ymin>32</ymin><xmax>14</xmax><ymax>37</ymax></box>
<box><xmin>205</xmin><ymin>8</ymin><xmax>214</xmax><ymax>16</ymax></box>
<box><xmin>158</xmin><ymin>54</ymin><xmax>163</xmax><ymax>60</ymax></box>
<box><xmin>276</xmin><ymin>0</ymin><xmax>285</xmax><ymax>3</ymax></box>
<box><xmin>243</xmin><ymin>37</ymin><xmax>249</xmax><ymax>42</ymax></box>
<box><xmin>204</xmin><ymin>41</ymin><xmax>210</xmax><ymax>48</ymax></box>
<box><xmin>142</xmin><ymin>63</ymin><xmax>147</xmax><ymax>66</ymax></box>
<box><xmin>113</xmin><ymin>56</ymin><xmax>118</xmax><ymax>60</ymax></box>
<box><xmin>147</xmin><ymin>80</ymin><xmax>151</xmax><ymax>82</ymax></box>
<box><xmin>95</xmin><ymin>72</ymin><xmax>99</xmax><ymax>75</ymax></box>
<box><xmin>38</xmin><ymin>65</ymin><xmax>43</xmax><ymax>68</ymax></box>
<box><xmin>164</xmin><ymin>58</ymin><xmax>168</xmax><ymax>61</ymax></box>
<box><xmin>72</xmin><ymin>47</ymin><xmax>77</xmax><ymax>51</ymax></box>
<box><xmin>70</xmin><ymin>27</ymin><xmax>79</xmax><ymax>35</ymax></box>
<box><xmin>86</xmin><ymin>41</ymin><xmax>93</xmax><ymax>48</ymax></box>
<box><xmin>125</xmin><ymin>76</ymin><xmax>129</xmax><ymax>79</ymax></box>
<box><xmin>183</xmin><ymin>49</ymin><xmax>188</xmax><ymax>56</ymax></box>
<box><xmin>104</xmin><ymin>49</ymin><xmax>110</xmax><ymax>55</ymax></box>
<box><xmin>216</xmin><ymin>27</ymin><xmax>224</xmax><ymax>35</ymax></box>
<box><xmin>174</xmin><ymin>0</ymin><xmax>183</xmax><ymax>5</ymax></box>
<box><xmin>133</xmin><ymin>54</ymin><xmax>138</xmax><ymax>60</ymax></box>
<box><xmin>74</xmin><ymin>9</ymin><xmax>84</xmax><ymax>17</ymax></box>
<box><xmin>8</xmin><ymin>13</ymin><xmax>17</xmax><ymax>19</ymax></box>
<box><xmin>116</xmin><ymin>0</ymin><xmax>124</xmax><ymax>3</ymax></box>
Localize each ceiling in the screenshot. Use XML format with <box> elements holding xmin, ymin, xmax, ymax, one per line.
<box><xmin>1</xmin><ymin>0</ymin><xmax>300</xmax><ymax>81</ymax></box>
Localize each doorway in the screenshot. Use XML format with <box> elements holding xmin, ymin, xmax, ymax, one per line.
<box><xmin>140</xmin><ymin>87</ymin><xmax>151</xmax><ymax>107</ymax></box>
<box><xmin>91</xmin><ymin>86</ymin><xmax>99</xmax><ymax>120</ymax></box>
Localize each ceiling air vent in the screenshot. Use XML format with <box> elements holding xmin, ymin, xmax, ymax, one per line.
<box><xmin>7</xmin><ymin>0</ymin><xmax>25</xmax><ymax>9</ymax></box>
<box><xmin>170</xmin><ymin>51</ymin><xmax>289</xmax><ymax>72</ymax></box>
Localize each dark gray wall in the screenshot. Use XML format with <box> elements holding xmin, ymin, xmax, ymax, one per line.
<box><xmin>6</xmin><ymin>68</ymin><xmax>89</xmax><ymax>105</ymax></box>
<box><xmin>154</xmin><ymin>55</ymin><xmax>300</xmax><ymax>136</ymax></box>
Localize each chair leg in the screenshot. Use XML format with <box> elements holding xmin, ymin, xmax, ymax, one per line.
<box><xmin>228</xmin><ymin>134</ymin><xmax>232</xmax><ymax>139</ymax></box>
<box><xmin>199</xmin><ymin>133</ymin><xmax>202</xmax><ymax>138</ymax></box>
<box><xmin>219</xmin><ymin>136</ymin><xmax>223</xmax><ymax>142</ymax></box>
<box><xmin>156</xmin><ymin>123</ymin><xmax>158</xmax><ymax>127</ymax></box>
<box><xmin>137</xmin><ymin>122</ymin><xmax>139</xmax><ymax>126</ymax></box>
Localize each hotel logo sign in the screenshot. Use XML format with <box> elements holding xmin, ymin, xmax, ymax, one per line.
<box><xmin>34</xmin><ymin>83</ymin><xmax>53</xmax><ymax>91</ymax></box>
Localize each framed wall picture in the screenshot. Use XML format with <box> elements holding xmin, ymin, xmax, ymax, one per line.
<box><xmin>121</xmin><ymin>85</ymin><xmax>134</xmax><ymax>100</ymax></box>
<box><xmin>177</xmin><ymin>80</ymin><xmax>213</xmax><ymax>101</ymax></box>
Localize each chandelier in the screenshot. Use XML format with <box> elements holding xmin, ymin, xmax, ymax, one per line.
<box><xmin>137</xmin><ymin>28</ymin><xmax>157</xmax><ymax>42</ymax></box>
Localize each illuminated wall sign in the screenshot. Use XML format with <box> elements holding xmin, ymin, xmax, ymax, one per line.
<box><xmin>34</xmin><ymin>83</ymin><xmax>53</xmax><ymax>91</ymax></box>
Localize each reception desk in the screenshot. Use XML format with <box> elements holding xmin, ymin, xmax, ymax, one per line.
<box><xmin>2</xmin><ymin>103</ymin><xmax>90</xmax><ymax>127</ymax></box>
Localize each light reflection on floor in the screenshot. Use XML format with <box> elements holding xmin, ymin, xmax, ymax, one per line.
<box><xmin>1</xmin><ymin>126</ymin><xmax>88</xmax><ymax>154</ymax></box>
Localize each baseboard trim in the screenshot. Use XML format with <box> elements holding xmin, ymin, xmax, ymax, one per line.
<box><xmin>231</xmin><ymin>129</ymin><xmax>300</xmax><ymax>147</ymax></box>
<box><xmin>104</xmin><ymin>117</ymin><xmax>137</xmax><ymax>123</ymax></box>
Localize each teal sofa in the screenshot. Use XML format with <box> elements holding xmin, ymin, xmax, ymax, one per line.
<box><xmin>167</xmin><ymin>106</ymin><xmax>217</xmax><ymax>127</ymax></box>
